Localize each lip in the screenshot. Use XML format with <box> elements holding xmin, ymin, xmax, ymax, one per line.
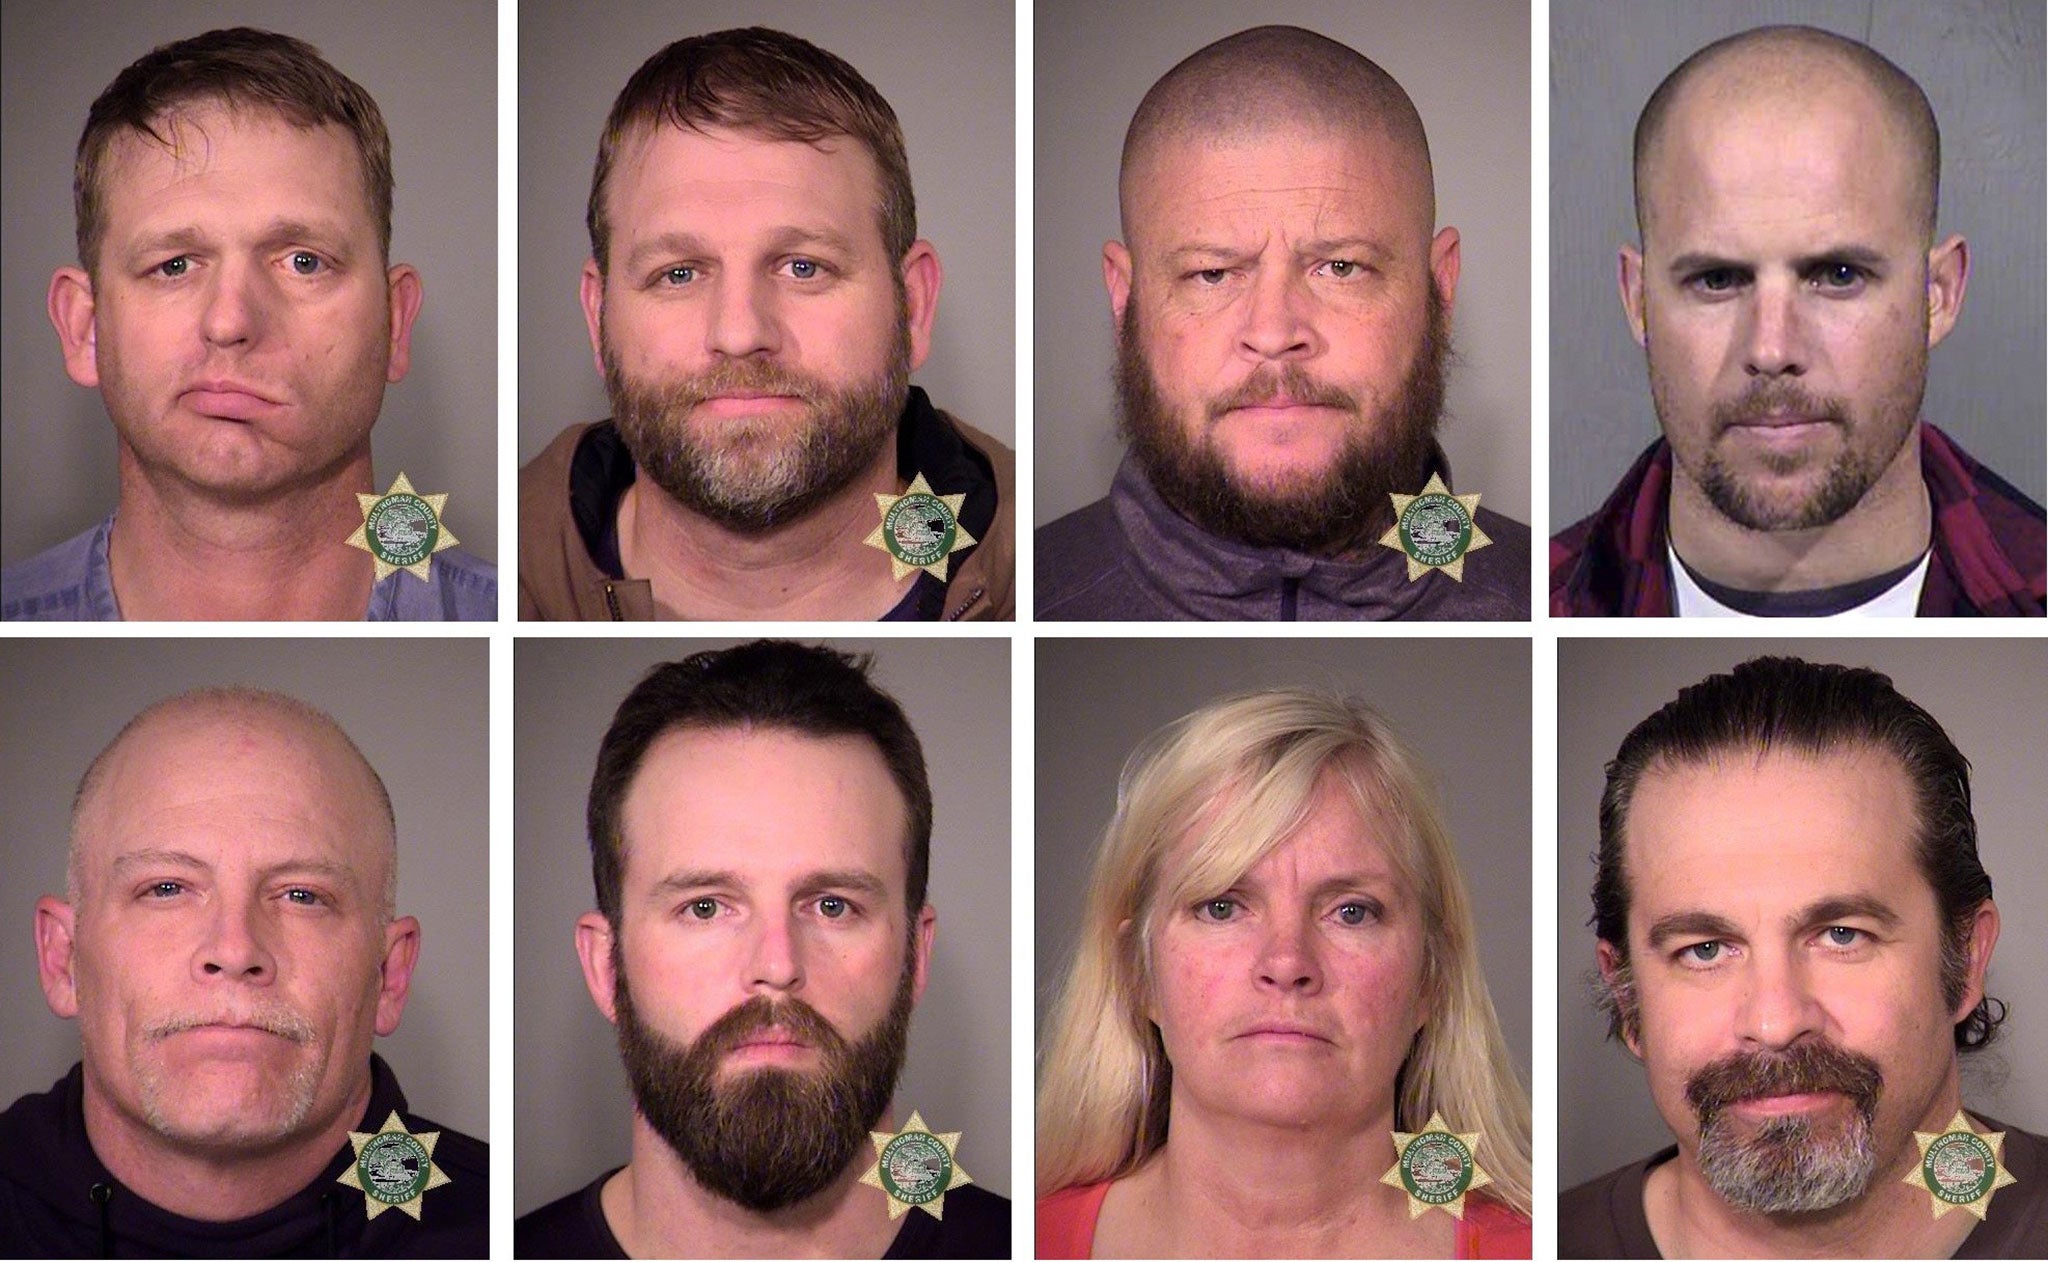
<box><xmin>694</xmin><ymin>393</ymin><xmax>805</xmax><ymax>418</ymax></box>
<box><xmin>725</xmin><ymin>1027</ymin><xmax>815</xmax><ymax>1061</ymax></box>
<box><xmin>1226</xmin><ymin>400</ymin><xmax>1343</xmax><ymax>418</ymax></box>
<box><xmin>182</xmin><ymin>381</ymin><xmax>285</xmax><ymax>421</ymax></box>
<box><xmin>164</xmin><ymin>1023</ymin><xmax>293</xmax><ymax>1048</ymax></box>
<box><xmin>1726</xmin><ymin>1091</ymin><xmax>1844</xmax><ymax>1118</ymax></box>
<box><xmin>1234</xmin><ymin>1023</ymin><xmax>1335</xmax><ymax>1045</ymax></box>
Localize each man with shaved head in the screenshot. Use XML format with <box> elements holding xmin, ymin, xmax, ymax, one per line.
<box><xmin>0</xmin><ymin>688</ymin><xmax>487</xmax><ymax>1255</ymax></box>
<box><xmin>1552</xmin><ymin>24</ymin><xmax>2046</xmax><ymax>617</ymax></box>
<box><xmin>1036</xmin><ymin>24</ymin><xmax>1530</xmax><ymax>621</ymax></box>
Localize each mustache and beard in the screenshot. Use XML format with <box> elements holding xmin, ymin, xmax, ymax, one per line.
<box><xmin>1116</xmin><ymin>286</ymin><xmax>1449</xmax><ymax>558</ymax></box>
<box><xmin>603</xmin><ymin>303</ymin><xmax>912</xmax><ymax>536</ymax></box>
<box><xmin>130</xmin><ymin>1002</ymin><xmax>322</xmax><ymax>1151</ymax></box>
<box><xmin>1683</xmin><ymin>1040</ymin><xmax>1885</xmax><ymax>1215</ymax></box>
<box><xmin>613</xmin><ymin>945</ymin><xmax>916</xmax><ymax>1213</ymax></box>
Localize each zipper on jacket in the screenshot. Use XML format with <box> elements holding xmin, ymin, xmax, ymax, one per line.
<box><xmin>1280</xmin><ymin>577</ymin><xmax>1300</xmax><ymax>621</ymax></box>
<box><xmin>602</xmin><ymin>581</ymin><xmax>625</xmax><ymax>621</ymax></box>
<box><xmin>947</xmin><ymin>585</ymin><xmax>986</xmax><ymax>621</ymax></box>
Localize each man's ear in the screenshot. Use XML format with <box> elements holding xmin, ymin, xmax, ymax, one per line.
<box><xmin>576</xmin><ymin>911</ymin><xmax>620</xmax><ymax>1024</ymax></box>
<box><xmin>1596</xmin><ymin>938</ymin><xmax>1643</xmax><ymax>1059</ymax></box>
<box><xmin>373</xmin><ymin>916</ymin><xmax>422</xmax><ymax>1037</ymax></box>
<box><xmin>49</xmin><ymin>268</ymin><xmax>100</xmax><ymax>388</ymax></box>
<box><xmin>900</xmin><ymin>240</ymin><xmax>942</xmax><ymax>373</ymax></box>
<box><xmin>1925</xmin><ymin>234</ymin><xmax>1970</xmax><ymax>350</ymax></box>
<box><xmin>35</xmin><ymin>897</ymin><xmax>80</xmax><ymax>1019</ymax></box>
<box><xmin>1429</xmin><ymin>226</ymin><xmax>1461</xmax><ymax>321</ymax></box>
<box><xmin>1618</xmin><ymin>246</ymin><xmax>1649</xmax><ymax>347</ymax></box>
<box><xmin>579</xmin><ymin>260</ymin><xmax>607</xmax><ymax>382</ymax></box>
<box><xmin>1950</xmin><ymin>899</ymin><xmax>2001</xmax><ymax>1024</ymax></box>
<box><xmin>1103</xmin><ymin>241</ymin><xmax>1133</xmax><ymax>328</ymax></box>
<box><xmin>908</xmin><ymin>903</ymin><xmax>937</xmax><ymax>1005</ymax></box>
<box><xmin>384</xmin><ymin>264</ymin><xmax>424</xmax><ymax>383</ymax></box>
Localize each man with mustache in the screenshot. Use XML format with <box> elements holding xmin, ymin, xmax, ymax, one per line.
<box><xmin>1562</xmin><ymin>657</ymin><xmax>2048</xmax><ymax>1257</ymax></box>
<box><xmin>517</xmin><ymin>28</ymin><xmax>1015</xmax><ymax>621</ymax></box>
<box><xmin>515</xmin><ymin>641</ymin><xmax>1009</xmax><ymax>1257</ymax></box>
<box><xmin>0</xmin><ymin>27</ymin><xmax>496</xmax><ymax>621</ymax></box>
<box><xmin>1034</xmin><ymin>24</ymin><xmax>1529</xmax><ymax>621</ymax></box>
<box><xmin>1551</xmin><ymin>25</ymin><xmax>2046</xmax><ymax>616</ymax></box>
<box><xmin>1</xmin><ymin>687</ymin><xmax>488</xmax><ymax>1255</ymax></box>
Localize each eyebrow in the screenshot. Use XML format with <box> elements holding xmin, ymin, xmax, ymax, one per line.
<box><xmin>1645</xmin><ymin>896</ymin><xmax>1904</xmax><ymax>950</ymax></box>
<box><xmin>1797</xmin><ymin>895</ymin><xmax>1903</xmax><ymax>932</ymax></box>
<box><xmin>648</xmin><ymin>867</ymin><xmax>890</xmax><ymax>901</ymax></box>
<box><xmin>107</xmin><ymin>848</ymin><xmax>360</xmax><ymax>887</ymax></box>
<box><xmin>1646</xmin><ymin>910</ymin><xmax>1743</xmax><ymax>950</ymax></box>
<box><xmin>1664</xmin><ymin>245</ymin><xmax>1890</xmax><ymax>278</ymax></box>
<box><xmin>128</xmin><ymin>218</ymin><xmax>353</xmax><ymax>258</ymax></box>
<box><xmin>621</xmin><ymin>226</ymin><xmax>863</xmax><ymax>274</ymax></box>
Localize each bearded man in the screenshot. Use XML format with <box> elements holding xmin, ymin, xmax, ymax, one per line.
<box><xmin>517</xmin><ymin>28</ymin><xmax>1014</xmax><ymax>621</ymax></box>
<box><xmin>514</xmin><ymin>641</ymin><xmax>1010</xmax><ymax>1258</ymax></box>
<box><xmin>1034</xmin><ymin>25</ymin><xmax>1529</xmax><ymax>621</ymax></box>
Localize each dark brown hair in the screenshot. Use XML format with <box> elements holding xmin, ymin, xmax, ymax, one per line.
<box><xmin>585</xmin><ymin>27</ymin><xmax>915</xmax><ymax>277</ymax></box>
<box><xmin>587</xmin><ymin>641</ymin><xmax>932</xmax><ymax>927</ymax></box>
<box><xmin>1593</xmin><ymin>656</ymin><xmax>2003</xmax><ymax>1051</ymax></box>
<box><xmin>73</xmin><ymin>27</ymin><xmax>394</xmax><ymax>276</ymax></box>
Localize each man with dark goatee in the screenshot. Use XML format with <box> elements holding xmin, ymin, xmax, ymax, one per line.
<box><xmin>518</xmin><ymin>29</ymin><xmax>1014</xmax><ymax>621</ymax></box>
<box><xmin>1035</xmin><ymin>25</ymin><xmax>1529</xmax><ymax>622</ymax></box>
<box><xmin>515</xmin><ymin>642</ymin><xmax>1010</xmax><ymax>1258</ymax></box>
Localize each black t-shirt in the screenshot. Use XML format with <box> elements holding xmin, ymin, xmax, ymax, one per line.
<box><xmin>517</xmin><ymin>1169</ymin><xmax>1011</xmax><ymax>1259</ymax></box>
<box><xmin>1559</xmin><ymin>1114</ymin><xmax>2048</xmax><ymax>1258</ymax></box>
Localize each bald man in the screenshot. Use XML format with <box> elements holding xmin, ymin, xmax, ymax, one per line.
<box><xmin>1</xmin><ymin>688</ymin><xmax>488</xmax><ymax>1255</ymax></box>
<box><xmin>1035</xmin><ymin>24</ymin><xmax>1530</xmax><ymax>622</ymax></box>
<box><xmin>1551</xmin><ymin>24</ymin><xmax>2046</xmax><ymax>618</ymax></box>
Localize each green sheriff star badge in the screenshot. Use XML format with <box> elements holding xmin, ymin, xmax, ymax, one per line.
<box><xmin>1904</xmin><ymin>1111</ymin><xmax>2018</xmax><ymax>1221</ymax></box>
<box><xmin>865</xmin><ymin>474</ymin><xmax>975</xmax><ymax>582</ymax></box>
<box><xmin>346</xmin><ymin>472</ymin><xmax>460</xmax><ymax>582</ymax></box>
<box><xmin>1381</xmin><ymin>1111</ymin><xmax>1493</xmax><ymax>1220</ymax></box>
<box><xmin>337</xmin><ymin>1111</ymin><xmax>453</xmax><ymax>1221</ymax></box>
<box><xmin>1379</xmin><ymin>473</ymin><xmax>1491</xmax><ymax>581</ymax></box>
<box><xmin>860</xmin><ymin>1110</ymin><xmax>974</xmax><ymax>1221</ymax></box>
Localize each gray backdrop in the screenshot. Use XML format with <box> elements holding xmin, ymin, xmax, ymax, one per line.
<box><xmin>1034</xmin><ymin>638</ymin><xmax>1534</xmax><ymax>1096</ymax></box>
<box><xmin>1549</xmin><ymin>0</ymin><xmax>2047</xmax><ymax>529</ymax></box>
<box><xmin>1556</xmin><ymin>638</ymin><xmax>2048</xmax><ymax>1189</ymax></box>
<box><xmin>517</xmin><ymin>0</ymin><xmax>1015</xmax><ymax>463</ymax></box>
<box><xmin>0</xmin><ymin>0</ymin><xmax>499</xmax><ymax>566</ymax></box>
<box><xmin>515</xmin><ymin>637</ymin><xmax>1012</xmax><ymax>1212</ymax></box>
<box><xmin>0</xmin><ymin>637</ymin><xmax>490</xmax><ymax>1141</ymax></box>
<box><xmin>1034</xmin><ymin>0</ymin><xmax>1533</xmax><ymax>528</ymax></box>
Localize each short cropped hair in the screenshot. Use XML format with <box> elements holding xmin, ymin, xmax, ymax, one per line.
<box><xmin>1631</xmin><ymin>25</ymin><xmax>1940</xmax><ymax>242</ymax></box>
<box><xmin>74</xmin><ymin>27</ymin><xmax>394</xmax><ymax>277</ymax></box>
<box><xmin>585</xmin><ymin>27</ymin><xmax>915</xmax><ymax>276</ymax></box>
<box><xmin>1036</xmin><ymin>689</ymin><xmax>1531</xmax><ymax>1217</ymax></box>
<box><xmin>1593</xmin><ymin>657</ymin><xmax>2003</xmax><ymax>1051</ymax></box>
<box><xmin>587</xmin><ymin>641</ymin><xmax>932</xmax><ymax>927</ymax></box>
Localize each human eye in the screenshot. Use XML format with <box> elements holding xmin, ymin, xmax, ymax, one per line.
<box><xmin>680</xmin><ymin>896</ymin><xmax>723</xmax><ymax>921</ymax></box>
<box><xmin>1331</xmin><ymin>898</ymin><xmax>1383</xmax><ymax>927</ymax></box>
<box><xmin>152</xmin><ymin>256</ymin><xmax>192</xmax><ymax>280</ymax></box>
<box><xmin>1193</xmin><ymin>896</ymin><xmax>1242</xmax><ymax>923</ymax></box>
<box><xmin>1316</xmin><ymin>259</ymin><xmax>1367</xmax><ymax>280</ymax></box>
<box><xmin>658</xmin><ymin>265</ymin><xmax>698</xmax><ymax>287</ymax></box>
<box><xmin>781</xmin><ymin>256</ymin><xmax>829</xmax><ymax>281</ymax></box>
<box><xmin>1685</xmin><ymin>266</ymin><xmax>1746</xmax><ymax>296</ymax></box>
<box><xmin>1674</xmin><ymin>940</ymin><xmax>1727</xmax><ymax>966</ymax></box>
<box><xmin>143</xmin><ymin>880</ymin><xmax>187</xmax><ymax>900</ymax></box>
<box><xmin>1183</xmin><ymin>266</ymin><xmax>1234</xmax><ymax>287</ymax></box>
<box><xmin>813</xmin><ymin>894</ymin><xmax>859</xmax><ymax>921</ymax></box>
<box><xmin>1807</xmin><ymin>261</ymin><xmax>1869</xmax><ymax>294</ymax></box>
<box><xmin>1818</xmin><ymin>925</ymin><xmax>1867</xmax><ymax>950</ymax></box>
<box><xmin>281</xmin><ymin>886</ymin><xmax>326</xmax><ymax>908</ymax></box>
<box><xmin>286</xmin><ymin>250</ymin><xmax>326</xmax><ymax>276</ymax></box>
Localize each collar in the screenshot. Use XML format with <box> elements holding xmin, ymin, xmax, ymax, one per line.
<box><xmin>1104</xmin><ymin>452</ymin><xmax>1464</xmax><ymax>619</ymax></box>
<box><xmin>567</xmin><ymin>386</ymin><xmax>997</xmax><ymax>620</ymax></box>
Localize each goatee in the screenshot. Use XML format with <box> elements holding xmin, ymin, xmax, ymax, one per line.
<box><xmin>1116</xmin><ymin>287</ymin><xmax>1448</xmax><ymax>557</ymax></box>
<box><xmin>1685</xmin><ymin>1040</ymin><xmax>1884</xmax><ymax>1214</ymax></box>
<box><xmin>613</xmin><ymin>950</ymin><xmax>915</xmax><ymax>1213</ymax></box>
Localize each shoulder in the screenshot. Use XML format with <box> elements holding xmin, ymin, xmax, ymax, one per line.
<box><xmin>384</xmin><ymin>547</ymin><xmax>497</xmax><ymax>621</ymax></box>
<box><xmin>1</xmin><ymin>520</ymin><xmax>109</xmax><ymax>621</ymax></box>
<box><xmin>1035</xmin><ymin>1181</ymin><xmax>1111</xmax><ymax>1260</ymax></box>
<box><xmin>519</xmin><ymin>422</ymin><xmax>596</xmax><ymax>493</ymax></box>
<box><xmin>1035</xmin><ymin>498</ymin><xmax>1143</xmax><ymax>619</ymax></box>
<box><xmin>888</xmin><ymin>1183</ymin><xmax>1011</xmax><ymax>1260</ymax></box>
<box><xmin>1558</xmin><ymin>1152</ymin><xmax>1662</xmax><ymax>1259</ymax></box>
<box><xmin>516</xmin><ymin>1171</ymin><xmax>625</xmax><ymax>1259</ymax></box>
<box><xmin>1457</xmin><ymin>1193</ymin><xmax>1531</xmax><ymax>1259</ymax></box>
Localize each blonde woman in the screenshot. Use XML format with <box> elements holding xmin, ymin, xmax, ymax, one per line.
<box><xmin>1037</xmin><ymin>690</ymin><xmax>1531</xmax><ymax>1258</ymax></box>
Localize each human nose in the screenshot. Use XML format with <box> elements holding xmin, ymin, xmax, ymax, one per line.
<box><xmin>1253</xmin><ymin>911</ymin><xmax>1324</xmax><ymax>994</ymax></box>
<box><xmin>198</xmin><ymin>258</ymin><xmax>274</xmax><ymax>349</ymax></box>
<box><xmin>1237</xmin><ymin>267</ymin><xmax>1318</xmax><ymax>362</ymax></box>
<box><xmin>705</xmin><ymin>272</ymin><xmax>781</xmax><ymax>359</ymax></box>
<box><xmin>194</xmin><ymin>893</ymin><xmax>276</xmax><ymax>984</ymax></box>
<box><xmin>1734</xmin><ymin>947</ymin><xmax>1824</xmax><ymax>1050</ymax></box>
<box><xmin>744</xmin><ymin>907</ymin><xmax>803</xmax><ymax>995</ymax></box>
<box><xmin>1741</xmin><ymin>277</ymin><xmax>1808</xmax><ymax>377</ymax></box>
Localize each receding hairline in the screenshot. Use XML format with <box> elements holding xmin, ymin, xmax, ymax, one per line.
<box><xmin>1117</xmin><ymin>25</ymin><xmax>1435</xmax><ymax>244</ymax></box>
<box><xmin>69</xmin><ymin>687</ymin><xmax>398</xmax><ymax>913</ymax></box>
<box><xmin>1631</xmin><ymin>25</ymin><xmax>1940</xmax><ymax>241</ymax></box>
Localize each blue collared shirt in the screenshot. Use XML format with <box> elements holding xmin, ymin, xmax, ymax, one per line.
<box><xmin>1</xmin><ymin>514</ymin><xmax>497</xmax><ymax>621</ymax></box>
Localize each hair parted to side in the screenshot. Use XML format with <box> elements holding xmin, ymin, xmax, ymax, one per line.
<box><xmin>1036</xmin><ymin>689</ymin><xmax>1531</xmax><ymax>1217</ymax></box>
<box><xmin>585</xmin><ymin>27</ymin><xmax>915</xmax><ymax>277</ymax></box>
<box><xmin>73</xmin><ymin>27</ymin><xmax>395</xmax><ymax>277</ymax></box>
<box><xmin>69</xmin><ymin>686</ymin><xmax>399</xmax><ymax>921</ymax></box>
<box><xmin>587</xmin><ymin>641</ymin><xmax>932</xmax><ymax>928</ymax></box>
<box><xmin>1593</xmin><ymin>656</ymin><xmax>2004</xmax><ymax>1052</ymax></box>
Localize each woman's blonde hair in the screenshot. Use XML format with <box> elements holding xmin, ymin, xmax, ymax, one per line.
<box><xmin>1035</xmin><ymin>689</ymin><xmax>1531</xmax><ymax>1218</ymax></box>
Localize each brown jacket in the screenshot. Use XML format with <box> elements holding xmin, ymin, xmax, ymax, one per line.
<box><xmin>518</xmin><ymin>400</ymin><xmax>1015</xmax><ymax>621</ymax></box>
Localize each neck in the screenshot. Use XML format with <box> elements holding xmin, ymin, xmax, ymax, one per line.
<box><xmin>1668</xmin><ymin>424</ymin><xmax>1931</xmax><ymax>593</ymax></box>
<box><xmin>1122</xmin><ymin>1101</ymin><xmax>1452</xmax><ymax>1258</ymax></box>
<box><xmin>603</xmin><ymin>1112</ymin><xmax>902</xmax><ymax>1259</ymax></box>
<box><xmin>616</xmin><ymin>442</ymin><xmax>911</xmax><ymax>620</ymax></box>
<box><xmin>1648</xmin><ymin>1072</ymin><xmax>1981</xmax><ymax>1259</ymax></box>
<box><xmin>80</xmin><ymin>1069</ymin><xmax>370</xmax><ymax>1222</ymax></box>
<box><xmin>109</xmin><ymin>444</ymin><xmax>379</xmax><ymax>620</ymax></box>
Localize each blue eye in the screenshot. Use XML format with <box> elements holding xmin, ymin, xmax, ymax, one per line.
<box><xmin>1682</xmin><ymin>941</ymin><xmax>1723</xmax><ymax>963</ymax></box>
<box><xmin>818</xmin><ymin>895</ymin><xmax>848</xmax><ymax>919</ymax></box>
<box><xmin>1196</xmin><ymin>897</ymin><xmax>1240</xmax><ymax>922</ymax></box>
<box><xmin>148</xmin><ymin>881</ymin><xmax>184</xmax><ymax>898</ymax></box>
<box><xmin>1824</xmin><ymin>926</ymin><xmax>1862</xmax><ymax>946</ymax></box>
<box><xmin>289</xmin><ymin>251</ymin><xmax>323</xmax><ymax>275</ymax></box>
<box><xmin>283</xmin><ymin>888</ymin><xmax>323</xmax><ymax>906</ymax></box>
<box><xmin>662</xmin><ymin>266</ymin><xmax>696</xmax><ymax>286</ymax></box>
<box><xmin>788</xmin><ymin>258</ymin><xmax>819</xmax><ymax>279</ymax></box>
<box><xmin>1334</xmin><ymin>901</ymin><xmax>1374</xmax><ymax>926</ymax></box>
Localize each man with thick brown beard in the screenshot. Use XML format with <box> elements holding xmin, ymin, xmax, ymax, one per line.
<box><xmin>517</xmin><ymin>28</ymin><xmax>1014</xmax><ymax>621</ymax></box>
<box><xmin>1034</xmin><ymin>25</ymin><xmax>1529</xmax><ymax>621</ymax></box>
<box><xmin>515</xmin><ymin>642</ymin><xmax>1009</xmax><ymax>1258</ymax></box>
